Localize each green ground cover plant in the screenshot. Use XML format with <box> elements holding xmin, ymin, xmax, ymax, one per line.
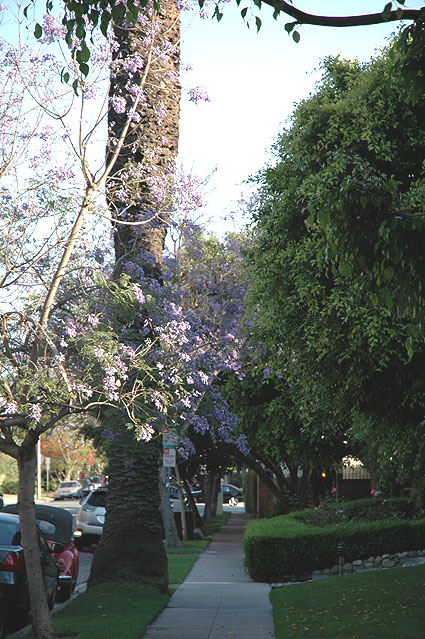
<box><xmin>271</xmin><ymin>564</ymin><xmax>425</xmax><ymax>638</ymax></box>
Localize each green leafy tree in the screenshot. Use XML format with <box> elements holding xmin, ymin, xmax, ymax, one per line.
<box><xmin>246</xmin><ymin>27</ymin><xmax>425</xmax><ymax>504</ymax></box>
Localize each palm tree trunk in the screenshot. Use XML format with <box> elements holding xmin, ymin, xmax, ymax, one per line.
<box><xmin>88</xmin><ymin>0</ymin><xmax>181</xmax><ymax>591</ymax></box>
<box><xmin>88</xmin><ymin>422</ymin><xmax>168</xmax><ymax>592</ymax></box>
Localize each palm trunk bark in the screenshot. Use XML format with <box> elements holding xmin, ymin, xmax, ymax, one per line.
<box><xmin>88</xmin><ymin>422</ymin><xmax>168</xmax><ymax>591</ymax></box>
<box><xmin>88</xmin><ymin>0</ymin><xmax>181</xmax><ymax>591</ymax></box>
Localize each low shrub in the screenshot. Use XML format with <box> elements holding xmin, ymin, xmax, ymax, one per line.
<box><xmin>244</xmin><ymin>513</ymin><xmax>425</xmax><ymax>582</ymax></box>
<box><xmin>295</xmin><ymin>496</ymin><xmax>420</xmax><ymax>527</ymax></box>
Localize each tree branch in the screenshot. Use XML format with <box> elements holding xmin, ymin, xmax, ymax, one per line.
<box><xmin>263</xmin><ymin>1</ymin><xmax>422</xmax><ymax>27</ymax></box>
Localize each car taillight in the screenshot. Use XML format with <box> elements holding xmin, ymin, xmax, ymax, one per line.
<box><xmin>0</xmin><ymin>552</ymin><xmax>24</xmax><ymax>573</ymax></box>
<box><xmin>56</xmin><ymin>558</ymin><xmax>66</xmax><ymax>572</ymax></box>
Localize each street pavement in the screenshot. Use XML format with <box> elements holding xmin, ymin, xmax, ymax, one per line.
<box><xmin>142</xmin><ymin>512</ymin><xmax>275</xmax><ymax>639</ymax></box>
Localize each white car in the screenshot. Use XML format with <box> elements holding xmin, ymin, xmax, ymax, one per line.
<box><xmin>74</xmin><ymin>489</ymin><xmax>106</xmax><ymax>549</ymax></box>
<box><xmin>54</xmin><ymin>480</ymin><xmax>83</xmax><ymax>500</ymax></box>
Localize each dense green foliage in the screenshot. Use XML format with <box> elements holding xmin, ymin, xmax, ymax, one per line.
<box><xmin>293</xmin><ymin>496</ymin><xmax>423</xmax><ymax>527</ymax></box>
<box><xmin>271</xmin><ymin>565</ymin><xmax>425</xmax><ymax>639</ymax></box>
<box><xmin>246</xmin><ymin>20</ymin><xmax>425</xmax><ymax>501</ymax></box>
<box><xmin>244</xmin><ymin>507</ymin><xmax>425</xmax><ymax>581</ymax></box>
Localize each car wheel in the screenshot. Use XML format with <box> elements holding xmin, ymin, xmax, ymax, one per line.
<box><xmin>229</xmin><ymin>497</ymin><xmax>239</xmax><ymax>507</ymax></box>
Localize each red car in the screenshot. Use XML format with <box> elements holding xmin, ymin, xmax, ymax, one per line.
<box><xmin>3</xmin><ymin>504</ymin><xmax>79</xmax><ymax>603</ymax></box>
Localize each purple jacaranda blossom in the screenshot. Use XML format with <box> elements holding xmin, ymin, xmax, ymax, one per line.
<box><xmin>132</xmin><ymin>283</ymin><xmax>145</xmax><ymax>304</ymax></box>
<box><xmin>87</xmin><ymin>314</ymin><xmax>100</xmax><ymax>327</ymax></box>
<box><xmin>3</xmin><ymin>402</ymin><xmax>17</xmax><ymax>415</ymax></box>
<box><xmin>188</xmin><ymin>86</ymin><xmax>211</xmax><ymax>104</ymax></box>
<box><xmin>235</xmin><ymin>435</ymin><xmax>249</xmax><ymax>455</ymax></box>
<box><xmin>178</xmin><ymin>437</ymin><xmax>196</xmax><ymax>460</ymax></box>
<box><xmin>29</xmin><ymin>404</ymin><xmax>42</xmax><ymax>422</ymax></box>
<box><xmin>110</xmin><ymin>96</ymin><xmax>127</xmax><ymax>114</ymax></box>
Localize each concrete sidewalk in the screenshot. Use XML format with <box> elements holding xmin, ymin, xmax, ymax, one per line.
<box><xmin>143</xmin><ymin>513</ymin><xmax>275</xmax><ymax>639</ymax></box>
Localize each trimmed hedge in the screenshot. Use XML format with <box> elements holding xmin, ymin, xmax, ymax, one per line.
<box><xmin>244</xmin><ymin>514</ymin><xmax>425</xmax><ymax>582</ymax></box>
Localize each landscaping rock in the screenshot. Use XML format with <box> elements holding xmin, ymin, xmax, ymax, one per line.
<box><xmin>382</xmin><ymin>558</ymin><xmax>396</xmax><ymax>568</ymax></box>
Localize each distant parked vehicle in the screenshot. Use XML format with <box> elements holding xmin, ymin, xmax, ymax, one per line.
<box><xmin>0</xmin><ymin>512</ymin><xmax>59</xmax><ymax>631</ymax></box>
<box><xmin>74</xmin><ymin>488</ymin><xmax>107</xmax><ymax>550</ymax></box>
<box><xmin>220</xmin><ymin>484</ymin><xmax>243</xmax><ymax>506</ymax></box>
<box><xmin>3</xmin><ymin>504</ymin><xmax>79</xmax><ymax>602</ymax></box>
<box><xmin>54</xmin><ymin>481</ymin><xmax>83</xmax><ymax>500</ymax></box>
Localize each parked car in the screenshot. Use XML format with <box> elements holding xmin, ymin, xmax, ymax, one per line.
<box><xmin>74</xmin><ymin>488</ymin><xmax>106</xmax><ymax>550</ymax></box>
<box><xmin>2</xmin><ymin>504</ymin><xmax>79</xmax><ymax>603</ymax></box>
<box><xmin>54</xmin><ymin>480</ymin><xmax>83</xmax><ymax>500</ymax></box>
<box><xmin>0</xmin><ymin>512</ymin><xmax>59</xmax><ymax>630</ymax></box>
<box><xmin>81</xmin><ymin>476</ymin><xmax>105</xmax><ymax>498</ymax></box>
<box><xmin>169</xmin><ymin>483</ymin><xmax>204</xmax><ymax>504</ymax></box>
<box><xmin>220</xmin><ymin>484</ymin><xmax>243</xmax><ymax>506</ymax></box>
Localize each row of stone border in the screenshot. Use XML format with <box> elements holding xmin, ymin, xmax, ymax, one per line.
<box><xmin>271</xmin><ymin>549</ymin><xmax>425</xmax><ymax>586</ymax></box>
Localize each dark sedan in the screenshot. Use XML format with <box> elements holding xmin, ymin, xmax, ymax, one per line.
<box><xmin>0</xmin><ymin>512</ymin><xmax>59</xmax><ymax>632</ymax></box>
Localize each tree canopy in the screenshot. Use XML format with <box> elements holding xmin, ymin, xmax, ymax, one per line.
<box><xmin>246</xmin><ymin>22</ymin><xmax>425</xmax><ymax>501</ymax></box>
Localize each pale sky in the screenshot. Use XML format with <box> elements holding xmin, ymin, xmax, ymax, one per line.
<box><xmin>0</xmin><ymin>1</ymin><xmax>423</xmax><ymax>236</ymax></box>
<box><xmin>178</xmin><ymin>0</ymin><xmax>424</xmax><ymax>233</ymax></box>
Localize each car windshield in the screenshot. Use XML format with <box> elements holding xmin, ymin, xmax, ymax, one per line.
<box><xmin>0</xmin><ymin>521</ymin><xmax>20</xmax><ymax>545</ymax></box>
<box><xmin>60</xmin><ymin>482</ymin><xmax>77</xmax><ymax>488</ymax></box>
<box><xmin>87</xmin><ymin>491</ymin><xmax>106</xmax><ymax>507</ymax></box>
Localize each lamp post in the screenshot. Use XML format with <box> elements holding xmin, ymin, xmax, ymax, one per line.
<box><xmin>337</xmin><ymin>541</ymin><xmax>346</xmax><ymax>576</ymax></box>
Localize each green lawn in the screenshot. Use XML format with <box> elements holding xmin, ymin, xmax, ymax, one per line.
<box><xmin>28</xmin><ymin>582</ymin><xmax>169</xmax><ymax>639</ymax></box>
<box><xmin>271</xmin><ymin>564</ymin><xmax>425</xmax><ymax>638</ymax></box>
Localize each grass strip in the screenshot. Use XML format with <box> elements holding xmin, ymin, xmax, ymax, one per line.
<box><xmin>167</xmin><ymin>554</ymin><xmax>198</xmax><ymax>583</ymax></box>
<box><xmin>271</xmin><ymin>564</ymin><xmax>425</xmax><ymax>638</ymax></box>
<box><xmin>167</xmin><ymin>539</ymin><xmax>209</xmax><ymax>554</ymax></box>
<box><xmin>203</xmin><ymin>512</ymin><xmax>230</xmax><ymax>536</ymax></box>
<box><xmin>28</xmin><ymin>583</ymin><xmax>169</xmax><ymax>639</ymax></box>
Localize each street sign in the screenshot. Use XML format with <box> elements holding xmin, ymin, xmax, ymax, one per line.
<box><xmin>162</xmin><ymin>447</ymin><xmax>176</xmax><ymax>467</ymax></box>
<box><xmin>162</xmin><ymin>431</ymin><xmax>178</xmax><ymax>467</ymax></box>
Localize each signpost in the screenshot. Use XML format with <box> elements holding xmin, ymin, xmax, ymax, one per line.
<box><xmin>162</xmin><ymin>431</ymin><xmax>178</xmax><ymax>550</ymax></box>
